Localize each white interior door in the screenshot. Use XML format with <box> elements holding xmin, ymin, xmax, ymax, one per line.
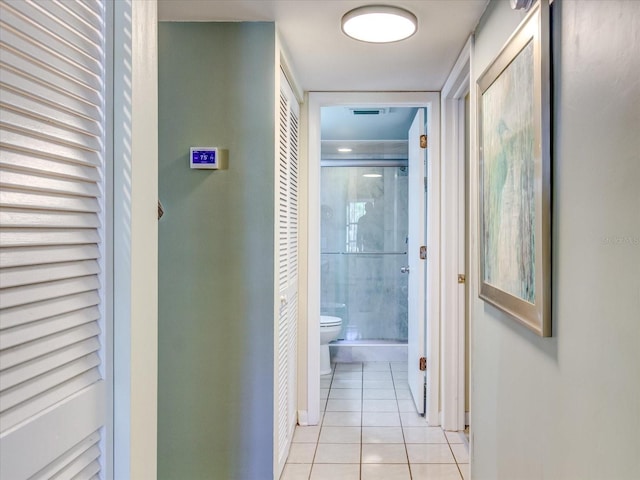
<box><xmin>407</xmin><ymin>108</ymin><xmax>427</xmax><ymax>414</ymax></box>
<box><xmin>0</xmin><ymin>1</ymin><xmax>108</xmax><ymax>478</ymax></box>
<box><xmin>274</xmin><ymin>69</ymin><xmax>299</xmax><ymax>479</ymax></box>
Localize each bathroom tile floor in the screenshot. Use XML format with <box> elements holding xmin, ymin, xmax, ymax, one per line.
<box><xmin>280</xmin><ymin>362</ymin><xmax>469</xmax><ymax>480</ymax></box>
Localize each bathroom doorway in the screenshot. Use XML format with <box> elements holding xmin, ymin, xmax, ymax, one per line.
<box><xmin>320</xmin><ymin>106</ymin><xmax>414</xmax><ymax>362</ymax></box>
<box><xmin>304</xmin><ymin>92</ymin><xmax>441</xmax><ymax>427</ymax></box>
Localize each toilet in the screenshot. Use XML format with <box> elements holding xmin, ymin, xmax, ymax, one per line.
<box><xmin>320</xmin><ymin>315</ymin><xmax>342</xmax><ymax>375</ymax></box>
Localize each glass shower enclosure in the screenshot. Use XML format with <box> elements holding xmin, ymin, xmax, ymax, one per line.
<box><xmin>321</xmin><ymin>165</ymin><xmax>409</xmax><ymax>350</ymax></box>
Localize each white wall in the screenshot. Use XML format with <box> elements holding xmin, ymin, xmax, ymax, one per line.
<box><xmin>470</xmin><ymin>1</ymin><xmax>640</xmax><ymax>478</ymax></box>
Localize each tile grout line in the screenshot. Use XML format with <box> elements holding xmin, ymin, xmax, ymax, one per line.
<box><xmin>446</xmin><ymin>436</ymin><xmax>462</xmax><ymax>479</ymax></box>
<box><xmin>390</xmin><ymin>361</ymin><xmax>413</xmax><ymax>480</ymax></box>
<box><xmin>309</xmin><ymin>366</ymin><xmax>333</xmax><ymax>480</ymax></box>
<box><xmin>443</xmin><ymin>428</ymin><xmax>467</xmax><ymax>480</ymax></box>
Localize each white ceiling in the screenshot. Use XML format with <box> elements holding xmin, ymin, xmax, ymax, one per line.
<box><xmin>157</xmin><ymin>0</ymin><xmax>489</xmax><ymax>92</ymax></box>
<box><xmin>321</xmin><ymin>106</ymin><xmax>419</xmax><ymax>140</ymax></box>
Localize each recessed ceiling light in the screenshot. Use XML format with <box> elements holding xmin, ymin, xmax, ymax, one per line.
<box><xmin>363</xmin><ymin>173</ymin><xmax>383</xmax><ymax>178</ymax></box>
<box><xmin>341</xmin><ymin>5</ymin><xmax>418</xmax><ymax>43</ymax></box>
<box><xmin>338</xmin><ymin>147</ymin><xmax>353</xmax><ymax>153</ymax></box>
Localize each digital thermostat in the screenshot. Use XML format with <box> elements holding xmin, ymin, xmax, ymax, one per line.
<box><xmin>190</xmin><ymin>147</ymin><xmax>219</xmax><ymax>169</ymax></box>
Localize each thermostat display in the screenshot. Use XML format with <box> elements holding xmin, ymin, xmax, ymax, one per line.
<box><xmin>190</xmin><ymin>147</ymin><xmax>219</xmax><ymax>169</ymax></box>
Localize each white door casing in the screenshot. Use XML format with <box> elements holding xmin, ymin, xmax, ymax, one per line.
<box><xmin>407</xmin><ymin>108</ymin><xmax>427</xmax><ymax>415</ymax></box>
<box><xmin>305</xmin><ymin>92</ymin><xmax>440</xmax><ymax>426</ymax></box>
<box><xmin>441</xmin><ymin>37</ymin><xmax>471</xmax><ymax>432</ymax></box>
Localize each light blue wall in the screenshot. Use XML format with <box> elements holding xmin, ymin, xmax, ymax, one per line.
<box><xmin>157</xmin><ymin>22</ymin><xmax>276</xmax><ymax>480</ymax></box>
<box><xmin>471</xmin><ymin>1</ymin><xmax>640</xmax><ymax>478</ymax></box>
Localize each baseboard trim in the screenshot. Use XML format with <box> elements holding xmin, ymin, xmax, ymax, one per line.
<box><xmin>297</xmin><ymin>410</ymin><xmax>309</xmax><ymax>426</ymax></box>
<box><xmin>330</xmin><ymin>344</ymin><xmax>408</xmax><ymax>362</ymax></box>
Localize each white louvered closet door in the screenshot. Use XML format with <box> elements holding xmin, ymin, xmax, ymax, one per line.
<box><xmin>275</xmin><ymin>69</ymin><xmax>299</xmax><ymax>478</ymax></box>
<box><xmin>0</xmin><ymin>1</ymin><xmax>108</xmax><ymax>478</ymax></box>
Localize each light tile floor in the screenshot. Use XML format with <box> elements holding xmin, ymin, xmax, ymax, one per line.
<box><xmin>280</xmin><ymin>362</ymin><xmax>469</xmax><ymax>480</ymax></box>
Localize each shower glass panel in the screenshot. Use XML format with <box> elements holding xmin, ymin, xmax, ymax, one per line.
<box><xmin>321</xmin><ymin>166</ymin><xmax>408</xmax><ymax>343</ymax></box>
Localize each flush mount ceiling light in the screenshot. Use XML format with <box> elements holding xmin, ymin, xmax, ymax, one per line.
<box><xmin>341</xmin><ymin>5</ymin><xmax>417</xmax><ymax>43</ymax></box>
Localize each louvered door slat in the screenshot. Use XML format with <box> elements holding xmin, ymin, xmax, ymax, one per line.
<box><xmin>0</xmin><ymin>291</ymin><xmax>99</xmax><ymax>329</ymax></box>
<box><xmin>8</xmin><ymin>0</ymin><xmax>103</xmax><ymax>59</ymax></box>
<box><xmin>0</xmin><ymin>190</ymin><xmax>100</xmax><ymax>213</ymax></box>
<box><xmin>0</xmin><ymin>228</ymin><xmax>100</xmax><ymax>248</ymax></box>
<box><xmin>286</xmin><ymin>292</ymin><xmax>298</xmax><ymax>444</ymax></box>
<box><xmin>0</xmin><ymin>108</ymin><xmax>101</xmax><ymax>152</ymax></box>
<box><xmin>28</xmin><ymin>431</ymin><xmax>100</xmax><ymax>480</ymax></box>
<box><xmin>50</xmin><ymin>447</ymin><xmax>101</xmax><ymax>480</ymax></box>
<box><xmin>0</xmin><ymin>2</ymin><xmax>102</xmax><ymax>81</ymax></box>
<box><xmin>277</xmin><ymin>303</ymin><xmax>289</xmax><ymax>456</ymax></box>
<box><xmin>1</xmin><ymin>353</ymin><xmax>100</xmax><ymax>411</ymax></box>
<box><xmin>1</xmin><ymin>305</ymin><xmax>99</xmax><ymax>348</ymax></box>
<box><xmin>1</xmin><ymin>127</ymin><xmax>102</xmax><ymax>166</ymax></box>
<box><xmin>0</xmin><ymin>168</ymin><xmax>99</xmax><ymax>196</ymax></box>
<box><xmin>0</xmin><ymin>208</ymin><xmax>99</xmax><ymax>228</ymax></box>
<box><xmin>0</xmin><ymin>244</ymin><xmax>99</xmax><ymax>268</ymax></box>
<box><xmin>52</xmin><ymin>0</ymin><xmax>103</xmax><ymax>32</ymax></box>
<box><xmin>1</xmin><ymin>87</ymin><xmax>102</xmax><ymax>138</ymax></box>
<box><xmin>71</xmin><ymin>459</ymin><xmax>101</xmax><ymax>480</ymax></box>
<box><xmin>1</xmin><ymin>275</ymin><xmax>99</xmax><ymax>311</ymax></box>
<box><xmin>288</xmin><ymin>107</ymin><xmax>299</xmax><ymax>282</ymax></box>
<box><xmin>0</xmin><ymin>149</ymin><xmax>101</xmax><ymax>181</ymax></box>
<box><xmin>0</xmin><ymin>259</ymin><xmax>99</xmax><ymax>288</ymax></box>
<box><xmin>0</xmin><ymin>369</ymin><xmax>101</xmax><ymax>432</ymax></box>
<box><xmin>56</xmin><ymin>454</ymin><xmax>101</xmax><ymax>480</ymax></box>
<box><xmin>0</xmin><ymin>321</ymin><xmax>100</xmax><ymax>369</ymax></box>
<box><xmin>0</xmin><ymin>26</ymin><xmax>101</xmax><ymax>92</ymax></box>
<box><xmin>1</xmin><ymin>338</ymin><xmax>100</xmax><ymax>391</ymax></box>
<box><xmin>0</xmin><ymin>65</ymin><xmax>101</xmax><ymax>122</ymax></box>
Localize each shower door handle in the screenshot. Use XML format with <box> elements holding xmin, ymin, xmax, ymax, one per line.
<box><xmin>400</xmin><ymin>266</ymin><xmax>410</xmax><ymax>274</ymax></box>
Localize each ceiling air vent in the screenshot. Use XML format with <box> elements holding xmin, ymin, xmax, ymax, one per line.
<box><xmin>350</xmin><ymin>108</ymin><xmax>389</xmax><ymax>116</ymax></box>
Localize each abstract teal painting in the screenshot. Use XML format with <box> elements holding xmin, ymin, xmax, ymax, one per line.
<box><xmin>478</xmin><ymin>0</ymin><xmax>551</xmax><ymax>337</ymax></box>
<box><xmin>482</xmin><ymin>41</ymin><xmax>535</xmax><ymax>304</ymax></box>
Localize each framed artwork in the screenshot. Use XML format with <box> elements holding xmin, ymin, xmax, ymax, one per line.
<box><xmin>477</xmin><ymin>0</ymin><xmax>551</xmax><ymax>336</ymax></box>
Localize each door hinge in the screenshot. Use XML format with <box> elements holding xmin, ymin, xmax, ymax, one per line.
<box><xmin>419</xmin><ymin>357</ymin><xmax>427</xmax><ymax>371</ymax></box>
<box><xmin>458</xmin><ymin>274</ymin><xmax>466</xmax><ymax>284</ymax></box>
<box><xmin>420</xmin><ymin>246</ymin><xmax>427</xmax><ymax>260</ymax></box>
<box><xmin>420</xmin><ymin>134</ymin><xmax>428</xmax><ymax>149</ymax></box>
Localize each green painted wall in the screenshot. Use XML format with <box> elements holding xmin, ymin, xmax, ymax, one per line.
<box><xmin>158</xmin><ymin>22</ymin><xmax>275</xmax><ymax>480</ymax></box>
<box><xmin>471</xmin><ymin>1</ymin><xmax>640</xmax><ymax>478</ymax></box>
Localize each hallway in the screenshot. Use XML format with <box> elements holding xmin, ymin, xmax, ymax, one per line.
<box><xmin>280</xmin><ymin>362</ymin><xmax>469</xmax><ymax>480</ymax></box>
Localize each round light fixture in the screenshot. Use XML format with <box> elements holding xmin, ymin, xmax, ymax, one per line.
<box><xmin>341</xmin><ymin>5</ymin><xmax>418</xmax><ymax>43</ymax></box>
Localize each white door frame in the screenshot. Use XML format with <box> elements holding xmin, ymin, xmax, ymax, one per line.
<box><xmin>304</xmin><ymin>92</ymin><xmax>440</xmax><ymax>426</ymax></box>
<box><xmin>441</xmin><ymin>37</ymin><xmax>471</xmax><ymax>432</ymax></box>
<box><xmin>112</xmin><ymin>0</ymin><xmax>158</xmax><ymax>477</ymax></box>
